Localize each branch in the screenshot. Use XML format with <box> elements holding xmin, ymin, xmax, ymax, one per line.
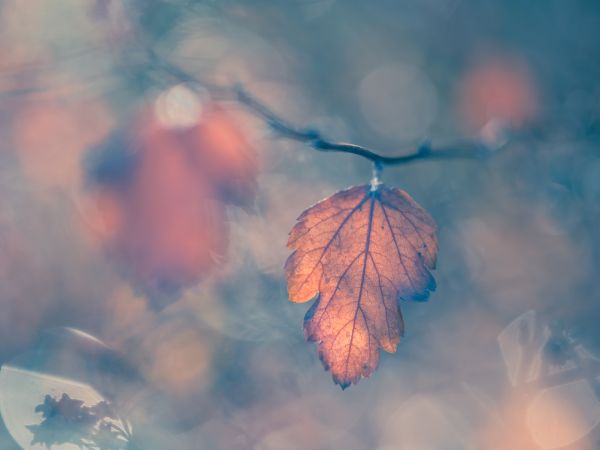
<box><xmin>154</xmin><ymin>53</ymin><xmax>505</xmax><ymax>168</ymax></box>
<box><xmin>234</xmin><ymin>85</ymin><xmax>502</xmax><ymax>167</ymax></box>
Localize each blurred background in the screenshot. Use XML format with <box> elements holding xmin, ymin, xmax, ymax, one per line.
<box><xmin>0</xmin><ymin>0</ymin><xmax>599</xmax><ymax>449</ymax></box>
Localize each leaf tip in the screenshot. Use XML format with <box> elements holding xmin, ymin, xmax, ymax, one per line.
<box><xmin>332</xmin><ymin>372</ymin><xmax>354</xmax><ymax>390</ymax></box>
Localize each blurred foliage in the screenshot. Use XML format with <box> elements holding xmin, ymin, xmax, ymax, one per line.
<box><xmin>0</xmin><ymin>0</ymin><xmax>599</xmax><ymax>449</ymax></box>
<box><xmin>27</xmin><ymin>394</ymin><xmax>131</xmax><ymax>449</ymax></box>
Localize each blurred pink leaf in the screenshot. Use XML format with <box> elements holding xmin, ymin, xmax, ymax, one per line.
<box><xmin>285</xmin><ymin>184</ymin><xmax>437</xmax><ymax>388</ymax></box>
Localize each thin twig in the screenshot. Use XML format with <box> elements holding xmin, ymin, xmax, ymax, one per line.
<box><xmin>151</xmin><ymin>51</ymin><xmax>505</xmax><ymax>168</ymax></box>
<box><xmin>233</xmin><ymin>85</ymin><xmax>499</xmax><ymax>166</ymax></box>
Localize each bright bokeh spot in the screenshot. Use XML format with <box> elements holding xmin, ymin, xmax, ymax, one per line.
<box><xmin>141</xmin><ymin>323</ymin><xmax>212</xmax><ymax>395</ymax></box>
<box><xmin>458</xmin><ymin>55</ymin><xmax>538</xmax><ymax>131</ymax></box>
<box><xmin>358</xmin><ymin>62</ymin><xmax>437</xmax><ymax>142</ymax></box>
<box><xmin>154</xmin><ymin>84</ymin><xmax>204</xmax><ymax>129</ymax></box>
<box><xmin>527</xmin><ymin>380</ymin><xmax>600</xmax><ymax>449</ymax></box>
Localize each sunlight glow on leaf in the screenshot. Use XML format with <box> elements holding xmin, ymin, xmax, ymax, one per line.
<box><xmin>285</xmin><ymin>185</ymin><xmax>437</xmax><ymax>387</ymax></box>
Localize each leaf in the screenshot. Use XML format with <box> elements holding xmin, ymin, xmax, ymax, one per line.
<box><xmin>83</xmin><ymin>102</ymin><xmax>258</xmax><ymax>305</ymax></box>
<box><xmin>285</xmin><ymin>184</ymin><xmax>438</xmax><ymax>388</ymax></box>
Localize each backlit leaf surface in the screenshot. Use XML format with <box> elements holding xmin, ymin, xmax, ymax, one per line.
<box><xmin>286</xmin><ymin>184</ymin><xmax>438</xmax><ymax>388</ymax></box>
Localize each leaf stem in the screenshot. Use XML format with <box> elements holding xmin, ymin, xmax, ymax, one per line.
<box><xmin>370</xmin><ymin>161</ymin><xmax>383</xmax><ymax>191</ymax></box>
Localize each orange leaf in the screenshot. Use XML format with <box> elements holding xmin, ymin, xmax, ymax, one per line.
<box><xmin>285</xmin><ymin>184</ymin><xmax>438</xmax><ymax>388</ymax></box>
